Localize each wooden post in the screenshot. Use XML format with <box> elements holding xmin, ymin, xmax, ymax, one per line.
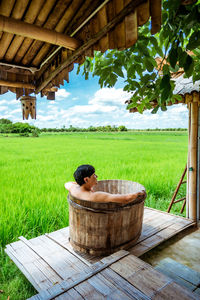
<box><xmin>197</xmin><ymin>100</ymin><xmax>200</xmax><ymax>221</ymax></box>
<box><xmin>186</xmin><ymin>102</ymin><xmax>191</xmax><ymax>218</ymax></box>
<box><xmin>188</xmin><ymin>100</ymin><xmax>198</xmax><ymax>221</ymax></box>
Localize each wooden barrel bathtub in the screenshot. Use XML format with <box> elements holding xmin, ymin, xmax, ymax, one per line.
<box><xmin>68</xmin><ymin>180</ymin><xmax>146</xmax><ymax>256</ymax></box>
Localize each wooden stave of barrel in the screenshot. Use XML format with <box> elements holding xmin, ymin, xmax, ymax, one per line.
<box><xmin>68</xmin><ymin>180</ymin><xmax>146</xmax><ymax>256</ymax></box>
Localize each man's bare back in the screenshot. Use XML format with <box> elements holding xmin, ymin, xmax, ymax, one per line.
<box><xmin>65</xmin><ymin>165</ymin><xmax>146</xmax><ymax>204</ymax></box>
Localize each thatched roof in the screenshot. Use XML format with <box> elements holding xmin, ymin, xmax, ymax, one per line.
<box><xmin>0</xmin><ymin>0</ymin><xmax>162</xmax><ymax>101</ymax></box>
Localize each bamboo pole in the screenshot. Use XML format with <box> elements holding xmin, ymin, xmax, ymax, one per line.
<box><xmin>4</xmin><ymin>0</ymin><xmax>45</xmax><ymax>62</ymax></box>
<box><xmin>197</xmin><ymin>105</ymin><xmax>200</xmax><ymax>221</ymax></box>
<box><xmin>14</xmin><ymin>0</ymin><xmax>57</xmax><ymax>63</ymax></box>
<box><xmin>0</xmin><ymin>0</ymin><xmax>28</xmax><ymax>60</ymax></box>
<box><xmin>0</xmin><ymin>0</ymin><xmax>15</xmax><ymax>39</ymax></box>
<box><xmin>21</xmin><ymin>0</ymin><xmax>80</xmax><ymax>65</ymax></box>
<box><xmin>32</xmin><ymin>0</ymin><xmax>83</xmax><ymax>66</ymax></box>
<box><xmin>114</xmin><ymin>0</ymin><xmax>126</xmax><ymax>49</ymax></box>
<box><xmin>125</xmin><ymin>4</ymin><xmax>138</xmax><ymax>48</ymax></box>
<box><xmin>150</xmin><ymin>0</ymin><xmax>162</xmax><ymax>34</ymax></box>
<box><xmin>188</xmin><ymin>101</ymin><xmax>198</xmax><ymax>221</ymax></box>
<box><xmin>0</xmin><ymin>80</ymin><xmax>34</xmax><ymax>89</ymax></box>
<box><xmin>186</xmin><ymin>102</ymin><xmax>191</xmax><ymax>218</ymax></box>
<box><xmin>0</xmin><ymin>16</ymin><xmax>81</xmax><ymax>51</ymax></box>
<box><xmin>98</xmin><ymin>5</ymin><xmax>109</xmax><ymax>52</ymax></box>
<box><xmin>0</xmin><ymin>79</ymin><xmax>57</xmax><ymax>92</ymax></box>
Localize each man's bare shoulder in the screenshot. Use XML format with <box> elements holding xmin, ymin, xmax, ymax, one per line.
<box><xmin>64</xmin><ymin>182</ymin><xmax>78</xmax><ymax>192</ymax></box>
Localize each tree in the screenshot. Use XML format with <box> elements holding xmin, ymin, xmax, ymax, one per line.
<box><xmin>0</xmin><ymin>118</ymin><xmax>12</xmax><ymax>124</ymax></box>
<box><xmin>118</xmin><ymin>125</ymin><xmax>128</xmax><ymax>132</ymax></box>
<box><xmin>79</xmin><ymin>0</ymin><xmax>200</xmax><ymax>113</ymax></box>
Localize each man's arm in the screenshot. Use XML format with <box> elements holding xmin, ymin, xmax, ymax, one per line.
<box><xmin>64</xmin><ymin>182</ymin><xmax>78</xmax><ymax>192</ymax></box>
<box><xmin>91</xmin><ymin>190</ymin><xmax>146</xmax><ymax>204</ymax></box>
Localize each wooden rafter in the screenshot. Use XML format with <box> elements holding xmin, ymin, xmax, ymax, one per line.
<box><xmin>0</xmin><ymin>15</ymin><xmax>81</xmax><ymax>51</ymax></box>
<box><xmin>0</xmin><ymin>79</ymin><xmax>35</xmax><ymax>89</ymax></box>
<box><xmin>35</xmin><ymin>0</ymin><xmax>147</xmax><ymax>93</ymax></box>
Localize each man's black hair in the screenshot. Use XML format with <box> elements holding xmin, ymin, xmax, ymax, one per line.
<box><xmin>73</xmin><ymin>164</ymin><xmax>95</xmax><ymax>186</ymax></box>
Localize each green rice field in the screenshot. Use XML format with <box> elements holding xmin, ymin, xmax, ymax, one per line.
<box><xmin>0</xmin><ymin>131</ymin><xmax>188</xmax><ymax>299</ymax></box>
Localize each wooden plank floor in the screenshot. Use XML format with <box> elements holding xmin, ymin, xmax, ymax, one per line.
<box><xmin>5</xmin><ymin>208</ymin><xmax>196</xmax><ymax>299</ymax></box>
<box><xmin>155</xmin><ymin>257</ymin><xmax>200</xmax><ymax>293</ymax></box>
<box><xmin>43</xmin><ymin>207</ymin><xmax>195</xmax><ymax>264</ymax></box>
<box><xmin>28</xmin><ymin>251</ymin><xmax>200</xmax><ymax>299</ymax></box>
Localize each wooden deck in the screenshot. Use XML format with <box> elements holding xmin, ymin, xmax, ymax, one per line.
<box><xmin>5</xmin><ymin>207</ymin><xmax>197</xmax><ymax>299</ymax></box>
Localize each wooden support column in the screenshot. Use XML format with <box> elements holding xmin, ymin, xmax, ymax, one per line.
<box><xmin>197</xmin><ymin>102</ymin><xmax>200</xmax><ymax>221</ymax></box>
<box><xmin>187</xmin><ymin>96</ymin><xmax>198</xmax><ymax>221</ymax></box>
<box><xmin>186</xmin><ymin>102</ymin><xmax>191</xmax><ymax>218</ymax></box>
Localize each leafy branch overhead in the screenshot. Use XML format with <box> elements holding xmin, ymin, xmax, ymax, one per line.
<box><xmin>78</xmin><ymin>0</ymin><xmax>200</xmax><ymax>113</ymax></box>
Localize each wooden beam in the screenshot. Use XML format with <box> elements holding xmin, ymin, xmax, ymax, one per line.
<box><xmin>0</xmin><ymin>79</ymin><xmax>57</xmax><ymax>93</ymax></box>
<box><xmin>35</xmin><ymin>0</ymin><xmax>147</xmax><ymax>93</ymax></box>
<box><xmin>0</xmin><ymin>79</ymin><xmax>34</xmax><ymax>89</ymax></box>
<box><xmin>0</xmin><ymin>15</ymin><xmax>81</xmax><ymax>51</ymax></box>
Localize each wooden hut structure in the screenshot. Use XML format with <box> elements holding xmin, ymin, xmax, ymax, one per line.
<box><xmin>0</xmin><ymin>0</ymin><xmax>161</xmax><ymax>119</ymax></box>
<box><xmin>2</xmin><ymin>1</ymin><xmax>200</xmax><ymax>299</ymax></box>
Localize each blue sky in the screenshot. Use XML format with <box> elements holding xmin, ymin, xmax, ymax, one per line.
<box><xmin>0</xmin><ymin>64</ymin><xmax>188</xmax><ymax>129</ymax></box>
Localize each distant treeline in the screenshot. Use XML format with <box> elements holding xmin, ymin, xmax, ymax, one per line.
<box><xmin>0</xmin><ymin>119</ymin><xmax>187</xmax><ymax>134</ymax></box>
<box><xmin>130</xmin><ymin>128</ymin><xmax>187</xmax><ymax>131</ymax></box>
<box><xmin>41</xmin><ymin>125</ymin><xmax>128</xmax><ymax>132</ymax></box>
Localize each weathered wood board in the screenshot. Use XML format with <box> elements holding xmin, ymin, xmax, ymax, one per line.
<box><xmin>155</xmin><ymin>257</ymin><xmax>200</xmax><ymax>291</ymax></box>
<box><xmin>5</xmin><ymin>207</ymin><xmax>196</xmax><ymax>299</ymax></box>
<box><xmin>29</xmin><ymin>251</ymin><xmax>200</xmax><ymax>300</ymax></box>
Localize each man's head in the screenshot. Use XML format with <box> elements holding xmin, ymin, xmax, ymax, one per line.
<box><xmin>74</xmin><ymin>164</ymin><xmax>97</xmax><ymax>186</ymax></box>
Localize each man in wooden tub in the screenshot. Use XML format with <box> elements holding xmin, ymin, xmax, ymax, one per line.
<box><xmin>65</xmin><ymin>164</ymin><xmax>146</xmax><ymax>203</ymax></box>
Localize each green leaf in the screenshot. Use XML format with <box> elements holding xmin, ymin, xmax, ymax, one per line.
<box><xmin>187</xmin><ymin>31</ymin><xmax>200</xmax><ymax>50</ymax></box>
<box><xmin>127</xmin><ymin>64</ymin><xmax>136</xmax><ymax>78</ymax></box>
<box><xmin>163</xmin><ymin>65</ymin><xmax>170</xmax><ymax>75</ymax></box>
<box><xmin>172</xmin><ymin>94</ymin><xmax>182</xmax><ymax>102</ymax></box>
<box><xmin>184</xmin><ymin>55</ymin><xmax>194</xmax><ymax>77</ymax></box>
<box><xmin>160</xmin><ymin>74</ymin><xmax>170</xmax><ymax>90</ymax></box>
<box><xmin>161</xmin><ymin>105</ymin><xmax>167</xmax><ymax>111</ymax></box>
<box><xmin>151</xmin><ymin>106</ymin><xmax>159</xmax><ymax>114</ymax></box>
<box><xmin>150</xmin><ymin>36</ymin><xmax>159</xmax><ymax>48</ymax></box>
<box><xmin>109</xmin><ymin>73</ymin><xmax>118</xmax><ymax>86</ymax></box>
<box><xmin>124</xmin><ymin>85</ymin><xmax>130</xmax><ymax>91</ymax></box>
<box><xmin>161</xmin><ymin>87</ymin><xmax>170</xmax><ymax>103</ymax></box>
<box><xmin>144</xmin><ymin>57</ymin><xmax>154</xmax><ymax>72</ymax></box>
<box><xmin>168</xmin><ymin>47</ymin><xmax>178</xmax><ymax>69</ymax></box>
<box><xmin>178</xmin><ymin>50</ymin><xmax>187</xmax><ymax>68</ymax></box>
<box><xmin>114</xmin><ymin>67</ymin><xmax>124</xmax><ymax>78</ymax></box>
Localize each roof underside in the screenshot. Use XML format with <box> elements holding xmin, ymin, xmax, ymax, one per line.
<box><xmin>0</xmin><ymin>0</ymin><xmax>161</xmax><ymax>100</ymax></box>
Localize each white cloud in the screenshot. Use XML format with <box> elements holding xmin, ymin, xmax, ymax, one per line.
<box><xmin>0</xmin><ymin>98</ymin><xmax>18</xmax><ymax>105</ymax></box>
<box><xmin>55</xmin><ymin>89</ymin><xmax>70</xmax><ymax>100</ymax></box>
<box><xmin>9</xmin><ymin>108</ymin><xmax>21</xmax><ymax>115</ymax></box>
<box><xmin>72</xmin><ymin>97</ymin><xmax>78</xmax><ymax>101</ymax></box>
<box><xmin>0</xmin><ymin>100</ymin><xmax>8</xmax><ymax>105</ymax></box>
<box><xmin>0</xmin><ymin>106</ymin><xmax>8</xmax><ymax>111</ymax></box>
<box><xmin>9</xmin><ymin>99</ymin><xmax>20</xmax><ymax>105</ymax></box>
<box><xmin>89</xmin><ymin>87</ymin><xmax>130</xmax><ymax>107</ymax></box>
<box><xmin>64</xmin><ymin>104</ymin><xmax>117</xmax><ymax>116</ymax></box>
<box><xmin>170</xmin><ymin>104</ymin><xmax>188</xmax><ymax>113</ymax></box>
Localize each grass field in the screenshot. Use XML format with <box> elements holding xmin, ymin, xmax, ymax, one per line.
<box><xmin>0</xmin><ymin>131</ymin><xmax>188</xmax><ymax>299</ymax></box>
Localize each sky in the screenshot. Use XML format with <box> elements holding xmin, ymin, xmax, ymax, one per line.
<box><xmin>0</xmin><ymin>65</ymin><xmax>188</xmax><ymax>129</ymax></box>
